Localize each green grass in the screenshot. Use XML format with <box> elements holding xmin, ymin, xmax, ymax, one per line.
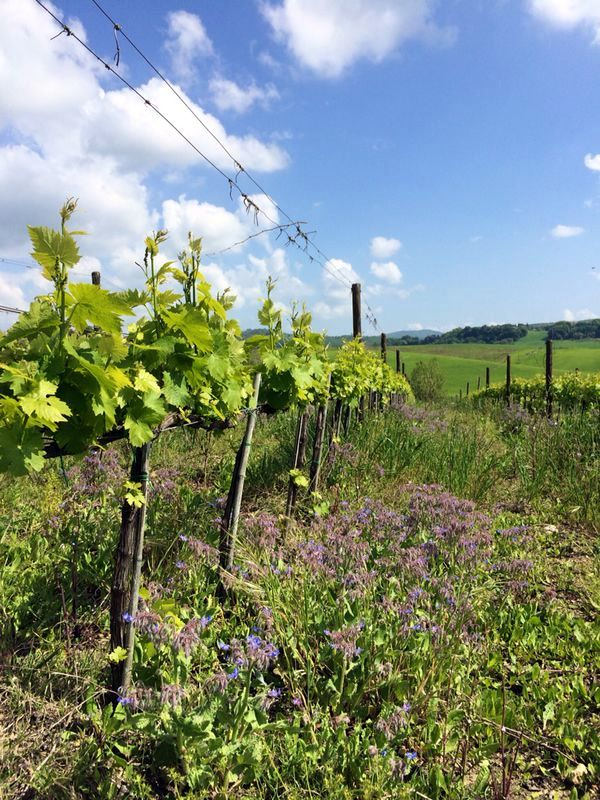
<box><xmin>368</xmin><ymin>332</ymin><xmax>600</xmax><ymax>395</ymax></box>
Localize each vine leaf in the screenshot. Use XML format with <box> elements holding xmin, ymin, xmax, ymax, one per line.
<box><xmin>163</xmin><ymin>308</ymin><xmax>211</xmax><ymax>351</ymax></box>
<box><xmin>0</xmin><ymin>426</ymin><xmax>45</xmax><ymax>475</ymax></box>
<box><xmin>66</xmin><ymin>283</ymin><xmax>133</xmax><ymax>334</ymax></box>
<box><xmin>163</xmin><ymin>372</ymin><xmax>189</xmax><ymax>407</ymax></box>
<box><xmin>28</xmin><ymin>225</ymin><xmax>81</xmax><ymax>277</ymax></box>
<box><xmin>19</xmin><ymin>379</ymin><xmax>72</xmax><ymax>430</ymax></box>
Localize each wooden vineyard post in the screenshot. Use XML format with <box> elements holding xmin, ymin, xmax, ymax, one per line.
<box><xmin>402</xmin><ymin>362</ymin><xmax>406</xmax><ymax>376</ymax></box>
<box><xmin>342</xmin><ymin>404</ymin><xmax>351</xmax><ymax>436</ymax></box>
<box><xmin>110</xmin><ymin>441</ymin><xmax>151</xmax><ymax>696</ymax></box>
<box><xmin>352</xmin><ymin>282</ymin><xmax>366</xmax><ymax>421</ymax></box>
<box><xmin>477</xmin><ymin>376</ymin><xmax>481</xmax><ymax>391</ymax></box>
<box><xmin>396</xmin><ymin>349</ymin><xmax>400</xmax><ymax>373</ymax></box>
<box><xmin>380</xmin><ymin>332</ymin><xmax>387</xmax><ymax>363</ymax></box>
<box><xmin>466</xmin><ymin>381</ymin><xmax>470</xmax><ymax>397</ymax></box>
<box><xmin>219</xmin><ymin>372</ymin><xmax>262</xmax><ymax>573</ymax></box>
<box><xmin>285</xmin><ymin>407</ymin><xmax>310</xmax><ymax>520</ymax></box>
<box><xmin>309</xmin><ymin>398</ymin><xmax>329</xmax><ymax>493</ymax></box>
<box><xmin>121</xmin><ymin>443</ymin><xmax>152</xmax><ymax>692</ymax></box>
<box><xmin>545</xmin><ymin>338</ymin><xmax>553</xmax><ymax>418</ymax></box>
<box><xmin>486</xmin><ymin>367</ymin><xmax>490</xmax><ymax>389</ymax></box>
<box><xmin>330</xmin><ymin>398</ymin><xmax>343</xmax><ymax>444</ymax></box>
<box><xmin>506</xmin><ymin>355</ymin><xmax>511</xmax><ymax>406</ymax></box>
<box><xmin>91</xmin><ymin>270</ymin><xmax>101</xmax><ymax>286</ymax></box>
<box><xmin>351</xmin><ymin>283</ymin><xmax>362</xmax><ymax>339</ymax></box>
<box><xmin>459</xmin><ymin>388</ymin><xmax>462</xmax><ymax>401</ymax></box>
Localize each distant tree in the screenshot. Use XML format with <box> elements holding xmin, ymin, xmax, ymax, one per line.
<box><xmin>409</xmin><ymin>359</ymin><xmax>444</xmax><ymax>402</ymax></box>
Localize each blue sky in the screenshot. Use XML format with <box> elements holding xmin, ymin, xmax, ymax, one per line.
<box><xmin>1</xmin><ymin>0</ymin><xmax>600</xmax><ymax>333</ymax></box>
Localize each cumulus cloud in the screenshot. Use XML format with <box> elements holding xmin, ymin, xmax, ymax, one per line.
<box><xmin>0</xmin><ymin>274</ymin><xmax>26</xmax><ymax>309</ymax></box>
<box><xmin>407</xmin><ymin>322</ymin><xmax>424</xmax><ymax>330</ymax></box>
<box><xmin>370</xmin><ymin>260</ymin><xmax>403</xmax><ymax>284</ymax></box>
<box><xmin>164</xmin><ymin>10</ymin><xmax>214</xmax><ymax>82</ymax></box>
<box><xmin>0</xmin><ymin>0</ymin><xmax>291</xmax><ymax>308</ymax></box>
<box><xmin>584</xmin><ymin>152</ymin><xmax>600</xmax><ymax>170</ymax></box>
<box><xmin>528</xmin><ymin>1</ymin><xmax>600</xmax><ymax>43</ymax></box>
<box><xmin>209</xmin><ymin>77</ymin><xmax>280</xmax><ymax>113</ymax></box>
<box><xmin>312</xmin><ymin>258</ymin><xmax>362</xmax><ymax>318</ymax></box>
<box><xmin>563</xmin><ymin>307</ymin><xmax>596</xmax><ymax>321</ymax></box>
<box><xmin>199</xmin><ymin>247</ymin><xmax>310</xmax><ymax>315</ymax></box>
<box><xmin>551</xmin><ymin>224</ymin><xmax>584</xmax><ymax>238</ymax></box>
<box><xmin>261</xmin><ymin>0</ymin><xmax>452</xmax><ymax>78</ymax></box>
<box><xmin>370</xmin><ymin>235</ymin><xmax>402</xmax><ymax>258</ymax></box>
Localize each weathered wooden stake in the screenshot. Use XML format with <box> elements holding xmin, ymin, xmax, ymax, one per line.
<box><xmin>330</xmin><ymin>398</ymin><xmax>342</xmax><ymax>444</ymax></box>
<box><xmin>545</xmin><ymin>338</ymin><xmax>553</xmax><ymax>418</ymax></box>
<box><xmin>459</xmin><ymin>389</ymin><xmax>462</xmax><ymax>400</ymax></box>
<box><xmin>402</xmin><ymin>362</ymin><xmax>406</xmax><ymax>376</ymax></box>
<box><xmin>506</xmin><ymin>355</ymin><xmax>511</xmax><ymax>405</ymax></box>
<box><xmin>309</xmin><ymin>400</ymin><xmax>329</xmax><ymax>493</ymax></box>
<box><xmin>380</xmin><ymin>332</ymin><xmax>387</xmax><ymax>363</ymax></box>
<box><xmin>343</xmin><ymin>404</ymin><xmax>351</xmax><ymax>435</ymax></box>
<box><xmin>351</xmin><ymin>283</ymin><xmax>362</xmax><ymax>339</ymax></box>
<box><xmin>91</xmin><ymin>270</ymin><xmax>101</xmax><ymax>286</ymax></box>
<box><xmin>285</xmin><ymin>407</ymin><xmax>310</xmax><ymax>519</ymax></box>
<box><xmin>219</xmin><ymin>373</ymin><xmax>262</xmax><ymax>572</ymax></box>
<box><xmin>466</xmin><ymin>381</ymin><xmax>470</xmax><ymax>397</ymax></box>
<box><xmin>486</xmin><ymin>366</ymin><xmax>490</xmax><ymax>388</ymax></box>
<box><xmin>477</xmin><ymin>376</ymin><xmax>481</xmax><ymax>391</ymax></box>
<box><xmin>121</xmin><ymin>443</ymin><xmax>152</xmax><ymax>692</ymax></box>
<box><xmin>396</xmin><ymin>349</ymin><xmax>401</xmax><ymax>373</ymax></box>
<box><xmin>110</xmin><ymin>442</ymin><xmax>151</xmax><ymax>695</ymax></box>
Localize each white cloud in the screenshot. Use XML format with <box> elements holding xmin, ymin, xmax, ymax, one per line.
<box><xmin>370</xmin><ymin>260</ymin><xmax>403</xmax><ymax>284</ymax></box>
<box><xmin>528</xmin><ymin>1</ymin><xmax>600</xmax><ymax>43</ymax></box>
<box><xmin>199</xmin><ymin>247</ymin><xmax>310</xmax><ymax>314</ymax></box>
<box><xmin>0</xmin><ymin>0</ymin><xmax>291</xmax><ymax>309</ymax></box>
<box><xmin>162</xmin><ymin>196</ymin><xmax>251</xmax><ymax>254</ymax></box>
<box><xmin>407</xmin><ymin>322</ymin><xmax>424</xmax><ymax>330</ymax></box>
<box><xmin>551</xmin><ymin>224</ymin><xmax>585</xmax><ymax>238</ymax></box>
<box><xmin>261</xmin><ymin>0</ymin><xmax>450</xmax><ymax>78</ymax></box>
<box><xmin>81</xmin><ymin>77</ymin><xmax>289</xmax><ymax>174</ymax></box>
<box><xmin>0</xmin><ymin>274</ymin><xmax>26</xmax><ymax>309</ymax></box>
<box><xmin>312</xmin><ymin>258</ymin><xmax>362</xmax><ymax>318</ymax></box>
<box><xmin>563</xmin><ymin>307</ymin><xmax>596</xmax><ymax>321</ymax></box>
<box><xmin>584</xmin><ymin>152</ymin><xmax>600</xmax><ymax>170</ymax></box>
<box><xmin>370</xmin><ymin>235</ymin><xmax>402</xmax><ymax>258</ymax></box>
<box><xmin>209</xmin><ymin>77</ymin><xmax>280</xmax><ymax>113</ymax></box>
<box><xmin>164</xmin><ymin>11</ymin><xmax>213</xmax><ymax>82</ymax></box>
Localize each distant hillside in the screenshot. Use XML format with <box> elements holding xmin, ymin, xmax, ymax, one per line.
<box><xmin>241</xmin><ymin>327</ymin><xmax>440</xmax><ymax>344</ymax></box>
<box><xmin>242</xmin><ymin>320</ymin><xmax>600</xmax><ymax>346</ymax></box>
<box><xmin>325</xmin><ymin>329</ymin><xmax>440</xmax><ymax>347</ymax></box>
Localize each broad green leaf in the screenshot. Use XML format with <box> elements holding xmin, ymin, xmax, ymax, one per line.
<box><xmin>162</xmin><ymin>372</ymin><xmax>189</xmax><ymax>407</ymax></box>
<box><xmin>0</xmin><ymin>426</ymin><xmax>45</xmax><ymax>475</ymax></box>
<box><xmin>96</xmin><ymin>332</ymin><xmax>128</xmax><ymax>362</ymax></box>
<box><xmin>0</xmin><ymin>302</ymin><xmax>58</xmax><ymax>346</ymax></box>
<box><xmin>108</xmin><ymin>646</ymin><xmax>128</xmax><ymax>664</ymax></box>
<box><xmin>19</xmin><ymin>380</ymin><xmax>71</xmax><ymax>430</ymax></box>
<box><xmin>66</xmin><ymin>283</ymin><xmax>133</xmax><ymax>334</ymax></box>
<box><xmin>163</xmin><ymin>308</ymin><xmax>211</xmax><ymax>351</ymax></box>
<box><xmin>117</xmin><ymin>288</ymin><xmax>151</xmax><ymax>307</ymax></box>
<box><xmin>28</xmin><ymin>225</ymin><xmax>80</xmax><ymax>276</ymax></box>
<box><xmin>133</xmin><ymin>368</ymin><xmax>161</xmax><ymax>395</ymax></box>
<box><xmin>123</xmin><ymin>391</ymin><xmax>166</xmax><ymax>446</ymax></box>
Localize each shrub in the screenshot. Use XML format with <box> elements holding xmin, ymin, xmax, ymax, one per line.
<box><xmin>409</xmin><ymin>360</ymin><xmax>444</xmax><ymax>402</ymax></box>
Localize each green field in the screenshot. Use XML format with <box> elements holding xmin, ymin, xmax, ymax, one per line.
<box><xmin>373</xmin><ymin>330</ymin><xmax>600</xmax><ymax>396</ymax></box>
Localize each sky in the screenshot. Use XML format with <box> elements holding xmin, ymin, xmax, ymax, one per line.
<box><xmin>1</xmin><ymin>0</ymin><xmax>600</xmax><ymax>334</ymax></box>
